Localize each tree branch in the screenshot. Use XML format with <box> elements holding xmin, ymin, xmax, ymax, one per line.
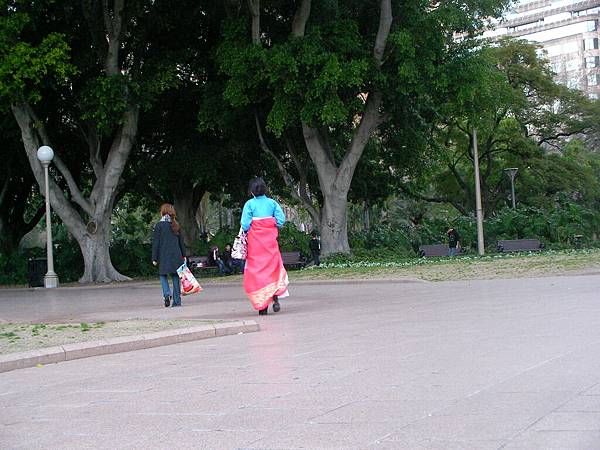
<box><xmin>373</xmin><ymin>0</ymin><xmax>392</xmax><ymax>67</ymax></box>
<box><xmin>95</xmin><ymin>105</ymin><xmax>139</xmax><ymax>216</ymax></box>
<box><xmin>82</xmin><ymin>0</ymin><xmax>109</xmax><ymax>64</ymax></box>
<box><xmin>11</xmin><ymin>102</ymin><xmax>86</xmax><ymax>238</ymax></box>
<box><xmin>247</xmin><ymin>0</ymin><xmax>260</xmax><ymax>44</ymax></box>
<box><xmin>23</xmin><ymin>204</ymin><xmax>46</xmax><ymax>235</ymax></box>
<box><xmin>0</xmin><ymin>177</ymin><xmax>8</xmax><ymax>207</ymax></box>
<box><xmin>284</xmin><ymin>134</ymin><xmax>320</xmax><ymax>221</ymax></box>
<box><xmin>301</xmin><ymin>122</ymin><xmax>337</xmax><ymax>184</ymax></box>
<box><xmin>338</xmin><ymin>1</ymin><xmax>392</xmax><ymax>180</ymax></box>
<box><xmin>537</xmin><ymin>129</ymin><xmax>586</xmax><ymax>146</ymax></box>
<box><xmin>397</xmin><ymin>183</ymin><xmax>468</xmax><ymax>215</ymax></box>
<box><xmin>83</xmin><ymin>124</ymin><xmax>104</xmax><ymax>180</ymax></box>
<box><xmin>103</xmin><ymin>0</ymin><xmax>125</xmax><ymax>75</ymax></box>
<box><xmin>102</xmin><ymin>0</ymin><xmax>114</xmax><ymax>37</ymax></box>
<box><xmin>256</xmin><ymin>116</ymin><xmax>320</xmax><ymax>224</ymax></box>
<box><xmin>447</xmin><ymin>162</ymin><xmax>469</xmax><ymax>193</ymax></box>
<box><xmin>339</xmin><ymin>90</ymin><xmax>384</xmax><ymax>179</ymax></box>
<box><xmin>291</xmin><ymin>0</ymin><xmax>311</xmax><ymax>37</ymax></box>
<box><xmin>25</xmin><ymin>104</ymin><xmax>94</xmax><ymax>216</ymax></box>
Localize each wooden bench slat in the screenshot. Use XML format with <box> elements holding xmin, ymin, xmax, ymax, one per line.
<box><xmin>188</xmin><ymin>256</ymin><xmax>218</xmax><ymax>270</ymax></box>
<box><xmin>497</xmin><ymin>239</ymin><xmax>543</xmax><ymax>252</ymax></box>
<box><xmin>281</xmin><ymin>251</ymin><xmax>306</xmax><ymax>269</ymax></box>
<box><xmin>419</xmin><ymin>244</ymin><xmax>452</xmax><ymax>257</ymax></box>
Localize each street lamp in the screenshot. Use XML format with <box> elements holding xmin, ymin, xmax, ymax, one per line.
<box><xmin>503</xmin><ymin>167</ymin><xmax>519</xmax><ymax>209</ymax></box>
<box><xmin>37</xmin><ymin>146</ymin><xmax>59</xmax><ymax>288</ymax></box>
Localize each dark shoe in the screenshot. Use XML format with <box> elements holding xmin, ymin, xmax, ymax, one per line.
<box><xmin>171</xmin><ymin>302</ymin><xmax>181</xmax><ymax>307</ymax></box>
<box><xmin>272</xmin><ymin>296</ymin><xmax>280</xmax><ymax>313</ymax></box>
<box><xmin>258</xmin><ymin>307</ymin><xmax>268</xmax><ymax>316</ymax></box>
<box><xmin>164</xmin><ymin>295</ymin><xmax>171</xmax><ymax>307</ymax></box>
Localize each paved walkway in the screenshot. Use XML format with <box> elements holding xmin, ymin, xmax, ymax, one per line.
<box><xmin>1</xmin><ymin>274</ymin><xmax>600</xmax><ymax>449</ymax></box>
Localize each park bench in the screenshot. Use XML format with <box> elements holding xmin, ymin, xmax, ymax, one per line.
<box><xmin>418</xmin><ymin>244</ymin><xmax>459</xmax><ymax>257</ymax></box>
<box><xmin>282</xmin><ymin>251</ymin><xmax>307</xmax><ymax>269</ymax></box>
<box><xmin>497</xmin><ymin>239</ymin><xmax>544</xmax><ymax>253</ymax></box>
<box><xmin>187</xmin><ymin>255</ymin><xmax>218</xmax><ymax>272</ymax></box>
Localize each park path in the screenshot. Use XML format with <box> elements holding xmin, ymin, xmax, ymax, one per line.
<box><xmin>1</xmin><ymin>274</ymin><xmax>600</xmax><ymax>449</ymax></box>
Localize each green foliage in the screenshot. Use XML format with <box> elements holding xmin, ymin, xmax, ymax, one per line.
<box><xmin>190</xmin><ymin>223</ymin><xmax>311</xmax><ymax>257</ymax></box>
<box><xmin>349</xmin><ymin>225</ymin><xmax>415</xmax><ymax>256</ymax></box>
<box><xmin>110</xmin><ymin>197</ymin><xmax>161</xmax><ymax>277</ymax></box>
<box><xmin>0</xmin><ymin>250</ymin><xmax>28</xmax><ymax>285</ymax></box>
<box><xmin>0</xmin><ymin>0</ymin><xmax>76</xmax><ymax>104</ymax></box>
<box><xmin>345</xmin><ymin>201</ymin><xmax>600</xmax><ymax>257</ymax></box>
<box><xmin>219</xmin><ymin>19</ymin><xmax>370</xmax><ymax>136</ymax></box>
<box><xmin>277</xmin><ymin>223</ymin><xmax>311</xmax><ymax>255</ymax></box>
<box><xmin>195</xmin><ymin>227</ymin><xmax>238</xmax><ymax>256</ymax></box>
<box><xmin>81</xmin><ymin>75</ymin><xmax>130</xmax><ymax>132</ymax></box>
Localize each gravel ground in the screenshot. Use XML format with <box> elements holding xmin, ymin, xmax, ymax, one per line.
<box><xmin>0</xmin><ymin>319</ymin><xmax>218</xmax><ymax>354</ymax></box>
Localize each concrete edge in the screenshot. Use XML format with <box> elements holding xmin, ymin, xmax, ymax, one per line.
<box><xmin>0</xmin><ymin>320</ymin><xmax>259</xmax><ymax>374</ymax></box>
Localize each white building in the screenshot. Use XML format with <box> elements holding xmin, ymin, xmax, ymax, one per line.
<box><xmin>484</xmin><ymin>0</ymin><xmax>600</xmax><ymax>98</ymax></box>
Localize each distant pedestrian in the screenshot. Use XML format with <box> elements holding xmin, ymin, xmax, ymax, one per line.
<box><xmin>309</xmin><ymin>230</ymin><xmax>321</xmax><ymax>266</ymax></box>
<box><xmin>241</xmin><ymin>177</ymin><xmax>289</xmax><ymax>315</ymax></box>
<box><xmin>152</xmin><ymin>203</ymin><xmax>186</xmax><ymax>307</ymax></box>
<box><xmin>222</xmin><ymin>243</ymin><xmax>234</xmax><ymax>274</ymax></box>
<box><xmin>447</xmin><ymin>227</ymin><xmax>460</xmax><ymax>257</ymax></box>
<box><xmin>209</xmin><ymin>246</ymin><xmax>228</xmax><ymax>276</ymax></box>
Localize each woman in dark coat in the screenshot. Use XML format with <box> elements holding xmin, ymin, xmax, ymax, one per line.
<box><xmin>152</xmin><ymin>203</ymin><xmax>186</xmax><ymax>307</ymax></box>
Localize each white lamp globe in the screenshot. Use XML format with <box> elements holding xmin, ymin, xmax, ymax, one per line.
<box><xmin>37</xmin><ymin>146</ymin><xmax>54</xmax><ymax>163</ymax></box>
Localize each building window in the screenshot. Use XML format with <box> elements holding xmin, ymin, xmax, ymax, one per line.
<box><xmin>587</xmin><ymin>20</ymin><xmax>598</xmax><ymax>32</ymax></box>
<box><xmin>551</xmin><ymin>62</ymin><xmax>562</xmax><ymax>73</ymax></box>
<box><xmin>584</xmin><ymin>38</ymin><xmax>599</xmax><ymax>50</ymax></box>
<box><xmin>573</xmin><ymin>7</ymin><xmax>600</xmax><ymax>18</ymax></box>
<box><xmin>508</xmin><ymin>19</ymin><xmax>544</xmax><ymax>33</ymax></box>
<box><xmin>568</xmin><ymin>77</ymin><xmax>581</xmax><ymax>89</ymax></box>
<box><xmin>566</xmin><ymin>60</ymin><xmax>579</xmax><ymax>71</ymax></box>
<box><xmin>586</xmin><ymin>56</ymin><xmax>600</xmax><ymax>68</ymax></box>
<box><xmin>588</xmin><ymin>74</ymin><xmax>599</xmax><ymax>86</ymax></box>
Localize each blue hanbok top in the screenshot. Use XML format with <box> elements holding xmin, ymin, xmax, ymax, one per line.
<box><xmin>241</xmin><ymin>195</ymin><xmax>286</xmax><ymax>232</ymax></box>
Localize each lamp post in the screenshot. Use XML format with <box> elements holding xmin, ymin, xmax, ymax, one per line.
<box><xmin>503</xmin><ymin>167</ymin><xmax>519</xmax><ymax>209</ymax></box>
<box><xmin>37</xmin><ymin>146</ymin><xmax>59</xmax><ymax>288</ymax></box>
<box><xmin>472</xmin><ymin>129</ymin><xmax>485</xmax><ymax>256</ymax></box>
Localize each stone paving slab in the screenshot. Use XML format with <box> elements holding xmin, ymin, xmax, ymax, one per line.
<box><xmin>2</xmin><ymin>275</ymin><xmax>600</xmax><ymax>448</ymax></box>
<box><xmin>0</xmin><ymin>320</ymin><xmax>258</xmax><ymax>373</ymax></box>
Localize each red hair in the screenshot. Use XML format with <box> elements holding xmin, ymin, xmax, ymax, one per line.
<box><xmin>159</xmin><ymin>203</ymin><xmax>181</xmax><ymax>234</ymax></box>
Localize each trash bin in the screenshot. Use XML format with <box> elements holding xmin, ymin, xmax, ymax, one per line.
<box><xmin>574</xmin><ymin>235</ymin><xmax>583</xmax><ymax>249</ymax></box>
<box><xmin>27</xmin><ymin>258</ymin><xmax>47</xmax><ymax>288</ymax></box>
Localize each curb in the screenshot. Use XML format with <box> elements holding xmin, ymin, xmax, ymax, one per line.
<box><xmin>0</xmin><ymin>320</ymin><xmax>259</xmax><ymax>374</ymax></box>
<box><xmin>0</xmin><ymin>276</ymin><xmax>426</xmax><ymax>292</ymax></box>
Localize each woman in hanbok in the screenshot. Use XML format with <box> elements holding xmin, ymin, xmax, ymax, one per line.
<box><xmin>241</xmin><ymin>178</ymin><xmax>289</xmax><ymax>315</ymax></box>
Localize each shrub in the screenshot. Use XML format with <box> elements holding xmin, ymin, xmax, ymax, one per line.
<box><xmin>277</xmin><ymin>222</ymin><xmax>311</xmax><ymax>255</ymax></box>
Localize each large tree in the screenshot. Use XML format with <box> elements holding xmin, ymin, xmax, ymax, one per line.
<box><xmin>400</xmin><ymin>38</ymin><xmax>600</xmax><ymax>216</ymax></box>
<box><xmin>1</xmin><ymin>1</ymin><xmax>199</xmax><ymax>282</ymax></box>
<box><xmin>216</xmin><ymin>0</ymin><xmax>511</xmax><ymax>255</ymax></box>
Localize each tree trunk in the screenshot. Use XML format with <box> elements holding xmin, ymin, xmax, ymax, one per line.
<box><xmin>0</xmin><ymin>216</ymin><xmax>11</xmax><ymax>254</ymax></box>
<box><xmin>363</xmin><ymin>200</ymin><xmax>370</xmax><ymax>231</ymax></box>
<box><xmin>196</xmin><ymin>192</ymin><xmax>210</xmax><ymax>234</ymax></box>
<box><xmin>320</xmin><ymin>192</ymin><xmax>350</xmax><ymax>254</ymax></box>
<box><xmin>174</xmin><ymin>189</ymin><xmax>198</xmax><ymax>253</ymax></box>
<box><xmin>11</xmin><ymin>101</ymin><xmax>136</xmax><ymax>283</ymax></box>
<box><xmin>249</xmin><ymin>0</ymin><xmax>391</xmax><ymax>256</ymax></box>
<box><xmin>78</xmin><ymin>219</ymin><xmax>128</xmax><ymax>283</ymax></box>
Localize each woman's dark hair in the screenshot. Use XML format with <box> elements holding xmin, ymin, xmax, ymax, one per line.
<box><xmin>248</xmin><ymin>177</ymin><xmax>267</xmax><ymax>197</ymax></box>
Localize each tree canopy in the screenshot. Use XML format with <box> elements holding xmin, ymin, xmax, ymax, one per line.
<box><xmin>2</xmin><ymin>0</ymin><xmax>599</xmax><ymax>283</ymax></box>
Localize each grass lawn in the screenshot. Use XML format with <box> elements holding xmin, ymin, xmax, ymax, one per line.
<box><xmin>201</xmin><ymin>248</ymin><xmax>600</xmax><ymax>283</ymax></box>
